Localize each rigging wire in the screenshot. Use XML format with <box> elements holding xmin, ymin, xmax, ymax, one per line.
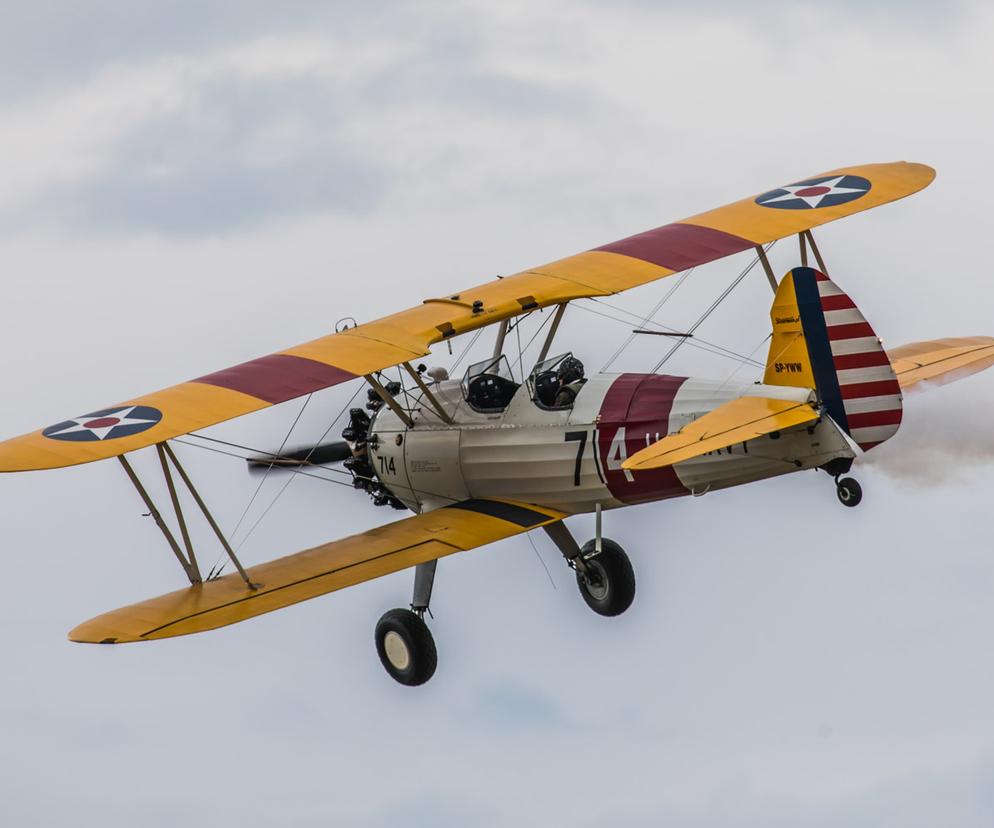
<box><xmin>527</xmin><ymin>531</ymin><xmax>557</xmax><ymax>591</ymax></box>
<box><xmin>185</xmin><ymin>432</ymin><xmax>353</xmax><ymax>477</ymax></box>
<box><xmin>173</xmin><ymin>438</ymin><xmax>355</xmax><ymax>487</ymax></box>
<box><xmin>650</xmin><ymin>241</ymin><xmax>776</xmax><ymax>373</ymax></box>
<box><xmin>228</xmin><ymin>393</ymin><xmax>313</xmax><ymax>542</ymax></box>
<box><xmin>591</xmin><ymin>299</ymin><xmax>764</xmax><ymax>359</ymax></box>
<box><xmin>573</xmin><ymin>303</ymin><xmax>764</xmax><ymax>368</ymax></box>
<box><xmin>233</xmin><ymin>385</ymin><xmax>364</xmax><ymax>552</ymax></box>
<box><xmin>591</xmin><ymin>296</ymin><xmax>755</xmax><ymax>363</ymax></box>
<box><xmin>449</xmin><ymin>327</ymin><xmax>486</xmax><ymax>374</ymax></box>
<box><xmin>601</xmin><ymin>267</ymin><xmax>694</xmax><ymax>371</ymax></box>
<box><xmin>713</xmin><ymin>332</ymin><xmax>773</xmax><ymax>394</ymax></box>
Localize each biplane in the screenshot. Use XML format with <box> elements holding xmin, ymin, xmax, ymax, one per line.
<box><xmin>3</xmin><ymin>161</ymin><xmax>993</xmax><ymax>686</ymax></box>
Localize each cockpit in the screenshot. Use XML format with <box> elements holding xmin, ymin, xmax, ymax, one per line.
<box><xmin>526</xmin><ymin>352</ymin><xmax>586</xmax><ymax>410</ymax></box>
<box><xmin>461</xmin><ymin>352</ymin><xmax>587</xmax><ymax>414</ymax></box>
<box><xmin>461</xmin><ymin>355</ymin><xmax>521</xmax><ymax>413</ymax></box>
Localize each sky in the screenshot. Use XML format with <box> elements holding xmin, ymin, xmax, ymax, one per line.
<box><xmin>2</xmin><ymin>1</ymin><xmax>994</xmax><ymax>825</ymax></box>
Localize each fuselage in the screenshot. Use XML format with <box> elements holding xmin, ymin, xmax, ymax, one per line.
<box><xmin>367</xmin><ymin>372</ymin><xmax>855</xmax><ymax>515</ymax></box>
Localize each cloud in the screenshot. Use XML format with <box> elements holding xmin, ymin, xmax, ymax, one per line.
<box><xmin>0</xmin><ymin>25</ymin><xmax>589</xmax><ymax>237</ymax></box>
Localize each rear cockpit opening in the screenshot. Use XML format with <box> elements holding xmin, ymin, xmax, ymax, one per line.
<box><xmin>527</xmin><ymin>352</ymin><xmax>587</xmax><ymax>410</ymax></box>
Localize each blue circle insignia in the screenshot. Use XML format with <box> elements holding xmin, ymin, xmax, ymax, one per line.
<box><xmin>43</xmin><ymin>405</ymin><xmax>163</xmax><ymax>442</ymax></box>
<box><xmin>756</xmin><ymin>174</ymin><xmax>871</xmax><ymax>210</ymax></box>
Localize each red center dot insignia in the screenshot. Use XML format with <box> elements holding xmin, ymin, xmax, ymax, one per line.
<box><xmin>794</xmin><ymin>186</ymin><xmax>831</xmax><ymax>197</ymax></box>
<box><xmin>83</xmin><ymin>417</ymin><xmax>121</xmax><ymax>428</ymax></box>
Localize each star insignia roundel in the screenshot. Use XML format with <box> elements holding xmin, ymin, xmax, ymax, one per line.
<box><xmin>755</xmin><ymin>174</ymin><xmax>871</xmax><ymax>210</ymax></box>
<box><xmin>43</xmin><ymin>405</ymin><xmax>163</xmax><ymax>442</ymax></box>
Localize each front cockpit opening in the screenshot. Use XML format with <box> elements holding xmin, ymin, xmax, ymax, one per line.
<box><xmin>461</xmin><ymin>355</ymin><xmax>521</xmax><ymax>412</ymax></box>
<box><xmin>527</xmin><ymin>352</ymin><xmax>586</xmax><ymax>410</ymax></box>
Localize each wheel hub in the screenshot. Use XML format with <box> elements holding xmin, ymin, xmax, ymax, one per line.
<box><xmin>581</xmin><ymin>558</ymin><xmax>609</xmax><ymax>601</ymax></box>
<box><xmin>383</xmin><ymin>630</ymin><xmax>411</xmax><ymax>671</ymax></box>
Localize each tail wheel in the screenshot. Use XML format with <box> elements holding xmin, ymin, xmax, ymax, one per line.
<box><xmin>575</xmin><ymin>538</ymin><xmax>636</xmax><ymax>617</ymax></box>
<box><xmin>375</xmin><ymin>608</ymin><xmax>437</xmax><ymax>686</ymax></box>
<box><xmin>836</xmin><ymin>476</ymin><xmax>863</xmax><ymax>507</ymax></box>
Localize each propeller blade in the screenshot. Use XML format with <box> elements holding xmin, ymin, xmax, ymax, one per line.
<box><xmin>246</xmin><ymin>441</ymin><xmax>352</xmax><ymax>472</ymax></box>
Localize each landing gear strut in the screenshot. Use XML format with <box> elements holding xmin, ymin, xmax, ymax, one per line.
<box><xmin>375</xmin><ymin>559</ymin><xmax>438</xmax><ymax>686</ymax></box>
<box><xmin>821</xmin><ymin>459</ymin><xmax>862</xmax><ymax>508</ymax></box>
<box><xmin>542</xmin><ymin>517</ymin><xmax>636</xmax><ymax>617</ymax></box>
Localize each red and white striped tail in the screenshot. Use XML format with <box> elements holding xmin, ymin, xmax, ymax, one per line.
<box><xmin>766</xmin><ymin>266</ymin><xmax>902</xmax><ymax>451</ymax></box>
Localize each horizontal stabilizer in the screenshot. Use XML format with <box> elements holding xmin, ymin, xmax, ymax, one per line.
<box><xmin>70</xmin><ymin>499</ymin><xmax>564</xmax><ymax>644</ymax></box>
<box><xmin>888</xmin><ymin>336</ymin><xmax>994</xmax><ymax>392</ymax></box>
<box><xmin>622</xmin><ymin>396</ymin><xmax>819</xmax><ymax>472</ymax></box>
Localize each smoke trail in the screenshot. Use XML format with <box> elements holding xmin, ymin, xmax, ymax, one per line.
<box><xmin>859</xmin><ymin>382</ymin><xmax>994</xmax><ymax>487</ymax></box>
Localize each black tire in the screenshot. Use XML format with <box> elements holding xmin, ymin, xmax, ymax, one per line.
<box><xmin>575</xmin><ymin>538</ymin><xmax>636</xmax><ymax>617</ymax></box>
<box><xmin>374</xmin><ymin>608</ymin><xmax>437</xmax><ymax>686</ymax></box>
<box><xmin>837</xmin><ymin>477</ymin><xmax>862</xmax><ymax>507</ymax></box>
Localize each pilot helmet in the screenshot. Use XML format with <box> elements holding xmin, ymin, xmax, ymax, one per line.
<box><xmin>557</xmin><ymin>356</ymin><xmax>584</xmax><ymax>384</ymax></box>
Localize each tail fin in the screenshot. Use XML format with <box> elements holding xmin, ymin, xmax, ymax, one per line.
<box><xmin>764</xmin><ymin>266</ymin><xmax>902</xmax><ymax>451</ymax></box>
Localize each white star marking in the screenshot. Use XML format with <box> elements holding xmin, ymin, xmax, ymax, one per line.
<box><xmin>761</xmin><ymin>175</ymin><xmax>868</xmax><ymax>208</ymax></box>
<box><xmin>46</xmin><ymin>406</ymin><xmax>159</xmax><ymax>441</ymax></box>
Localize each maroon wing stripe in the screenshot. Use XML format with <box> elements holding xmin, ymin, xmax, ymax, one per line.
<box><xmin>827</xmin><ymin>322</ymin><xmax>876</xmax><ymax>341</ymax></box>
<box><xmin>833</xmin><ymin>351</ymin><xmax>892</xmax><ymax>370</ymax></box>
<box><xmin>192</xmin><ymin>354</ymin><xmax>356</xmax><ymax>405</ymax></box>
<box><xmin>595</xmin><ymin>223</ymin><xmax>753</xmax><ymax>272</ymax></box>
<box><xmin>839</xmin><ymin>379</ymin><xmax>902</xmax><ymax>399</ymax></box>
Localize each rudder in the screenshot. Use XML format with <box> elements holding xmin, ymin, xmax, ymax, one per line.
<box><xmin>764</xmin><ymin>266</ymin><xmax>902</xmax><ymax>450</ymax></box>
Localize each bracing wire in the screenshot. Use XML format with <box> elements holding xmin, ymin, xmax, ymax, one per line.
<box><xmin>232</xmin><ymin>384</ymin><xmax>364</xmax><ymax>552</ymax></box>
<box><xmin>591</xmin><ymin>297</ymin><xmax>758</xmax><ymax>363</ymax></box>
<box><xmin>228</xmin><ymin>394</ymin><xmax>313</xmax><ymax>542</ymax></box>
<box><xmin>185</xmin><ymin>432</ymin><xmax>352</xmax><ymax>477</ymax></box>
<box><xmin>173</xmin><ymin>438</ymin><xmax>355</xmax><ymax>487</ymax></box>
<box><xmin>650</xmin><ymin>241</ymin><xmax>776</xmax><ymax>373</ymax></box>
<box><xmin>601</xmin><ymin>267</ymin><xmax>694</xmax><ymax>371</ymax></box>
<box><xmin>713</xmin><ymin>333</ymin><xmax>773</xmax><ymax>394</ymax></box>
<box><xmin>527</xmin><ymin>531</ymin><xmax>557</xmax><ymax>591</ymax></box>
<box><xmin>450</xmin><ymin>327</ymin><xmax>486</xmax><ymax>374</ymax></box>
<box><xmin>573</xmin><ymin>303</ymin><xmax>764</xmax><ymax>368</ymax></box>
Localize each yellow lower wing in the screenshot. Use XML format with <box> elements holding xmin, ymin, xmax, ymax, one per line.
<box><xmin>70</xmin><ymin>499</ymin><xmax>565</xmax><ymax>644</ymax></box>
<box><xmin>622</xmin><ymin>396</ymin><xmax>819</xmax><ymax>472</ymax></box>
<box><xmin>888</xmin><ymin>336</ymin><xmax>994</xmax><ymax>392</ymax></box>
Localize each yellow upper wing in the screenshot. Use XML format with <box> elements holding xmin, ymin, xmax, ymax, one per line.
<box><xmin>622</xmin><ymin>396</ymin><xmax>820</xmax><ymax>471</ymax></box>
<box><xmin>888</xmin><ymin>336</ymin><xmax>994</xmax><ymax>392</ymax></box>
<box><xmin>0</xmin><ymin>161</ymin><xmax>933</xmax><ymax>472</ymax></box>
<box><xmin>70</xmin><ymin>498</ymin><xmax>564</xmax><ymax>643</ymax></box>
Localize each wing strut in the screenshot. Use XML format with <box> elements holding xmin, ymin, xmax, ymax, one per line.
<box><xmin>535</xmin><ymin>303</ymin><xmax>568</xmax><ymax>366</ymax></box>
<box><xmin>118</xmin><ymin>454</ymin><xmax>201</xmax><ymax>585</ymax></box>
<box><xmin>118</xmin><ymin>444</ymin><xmax>258</xmax><ymax>589</ymax></box>
<box><xmin>365</xmin><ymin>374</ymin><xmax>415</xmax><ymax>428</ymax></box>
<box><xmin>755</xmin><ymin>245</ymin><xmax>778</xmax><ymax>293</ymax></box>
<box><xmin>802</xmin><ymin>229</ymin><xmax>829</xmax><ymax>275</ymax></box>
<box><xmin>402</xmin><ymin>362</ymin><xmax>453</xmax><ymax>424</ymax></box>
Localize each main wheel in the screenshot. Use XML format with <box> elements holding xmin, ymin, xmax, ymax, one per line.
<box><xmin>374</xmin><ymin>608</ymin><xmax>437</xmax><ymax>686</ymax></box>
<box><xmin>575</xmin><ymin>538</ymin><xmax>636</xmax><ymax>617</ymax></box>
<box><xmin>836</xmin><ymin>476</ymin><xmax>862</xmax><ymax>508</ymax></box>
